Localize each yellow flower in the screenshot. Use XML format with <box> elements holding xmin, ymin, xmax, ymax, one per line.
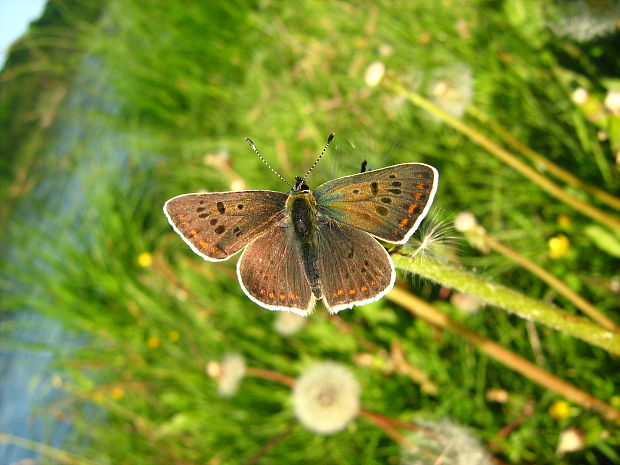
<box><xmin>548</xmin><ymin>234</ymin><xmax>570</xmax><ymax>259</ymax></box>
<box><xmin>168</xmin><ymin>330</ymin><xmax>180</xmax><ymax>342</ymax></box>
<box><xmin>137</xmin><ymin>252</ymin><xmax>153</xmax><ymax>268</ymax></box>
<box><xmin>548</xmin><ymin>400</ymin><xmax>571</xmax><ymax>420</ymax></box>
<box><xmin>111</xmin><ymin>386</ymin><xmax>125</xmax><ymax>400</ymax></box>
<box><xmin>147</xmin><ymin>335</ymin><xmax>161</xmax><ymax>349</ymax></box>
<box><xmin>557</xmin><ymin>214</ymin><xmax>571</xmax><ymax>229</ymax></box>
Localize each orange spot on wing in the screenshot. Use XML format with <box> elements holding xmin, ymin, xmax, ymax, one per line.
<box><xmin>337</xmin><ymin>289</ymin><xmax>344</xmax><ymax>296</ymax></box>
<box><xmin>399</xmin><ymin>217</ymin><xmax>410</xmax><ymax>228</ymax></box>
<box><xmin>361</xmin><ymin>286</ymin><xmax>368</xmax><ymax>292</ymax></box>
<box><xmin>181</xmin><ymin>221</ymin><xmax>190</xmax><ymax>227</ymax></box>
<box><xmin>260</xmin><ymin>289</ymin><xmax>266</xmax><ymax>295</ymax></box>
<box><xmin>414</xmin><ymin>192</ymin><xmax>422</xmax><ymax>200</ymax></box>
<box><xmin>408</xmin><ymin>204</ymin><xmax>418</xmax><ymax>213</ymax></box>
<box><xmin>349</xmin><ymin>289</ymin><xmax>356</xmax><ymax>295</ymax></box>
<box><xmin>416</xmin><ymin>183</ymin><xmax>426</xmax><ymax>189</ymax></box>
<box><xmin>376</xmin><ymin>275</ymin><xmax>383</xmax><ymax>281</ymax></box>
<box><xmin>279</xmin><ymin>293</ymin><xmax>286</xmax><ymax>301</ymax></box>
<box><xmin>189</xmin><ymin>229</ymin><xmax>198</xmax><ymax>237</ymax></box>
<box><xmin>295</xmin><ymin>294</ymin><xmax>301</xmax><ymax>300</ymax></box>
<box><xmin>268</xmin><ymin>292</ymin><xmax>275</xmax><ymax>299</ymax></box>
<box><xmin>199</xmin><ymin>240</ymin><xmax>208</xmax><ymax>248</ymax></box>
<box><xmin>209</xmin><ymin>246</ymin><xmax>218</xmax><ymax>253</ymax></box>
<box><xmin>289</xmin><ymin>293</ymin><xmax>296</xmax><ymax>299</ymax></box>
<box><xmin>370</xmin><ymin>280</ymin><xmax>376</xmax><ymax>286</ymax></box>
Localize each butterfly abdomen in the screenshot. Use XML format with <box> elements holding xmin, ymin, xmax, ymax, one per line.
<box><xmin>287</xmin><ymin>192</ymin><xmax>322</xmax><ymax>299</ymax></box>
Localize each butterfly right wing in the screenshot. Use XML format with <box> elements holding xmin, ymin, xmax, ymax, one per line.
<box><xmin>164</xmin><ymin>190</ymin><xmax>288</xmax><ymax>261</ymax></box>
<box><xmin>237</xmin><ymin>223</ymin><xmax>316</xmax><ymax>315</ymax></box>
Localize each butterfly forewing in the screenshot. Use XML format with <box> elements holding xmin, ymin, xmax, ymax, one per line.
<box><xmin>313</xmin><ymin>163</ymin><xmax>438</xmax><ymax>244</ymax></box>
<box><xmin>316</xmin><ymin>218</ymin><xmax>395</xmax><ymax>313</ymax></box>
<box><xmin>164</xmin><ymin>191</ymin><xmax>288</xmax><ymax>261</ymax></box>
<box><xmin>237</xmin><ymin>224</ymin><xmax>315</xmax><ymax>315</ymax></box>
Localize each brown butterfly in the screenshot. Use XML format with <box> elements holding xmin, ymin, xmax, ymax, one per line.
<box><xmin>164</xmin><ymin>134</ymin><xmax>438</xmax><ymax>315</ymax></box>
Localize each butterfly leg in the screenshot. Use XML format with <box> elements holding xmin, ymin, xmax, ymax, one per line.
<box><xmin>360</xmin><ymin>160</ymin><xmax>368</xmax><ymax>173</ymax></box>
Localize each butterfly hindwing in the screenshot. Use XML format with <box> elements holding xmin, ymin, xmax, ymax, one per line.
<box><xmin>237</xmin><ymin>223</ymin><xmax>315</xmax><ymax>315</ymax></box>
<box><xmin>316</xmin><ymin>217</ymin><xmax>395</xmax><ymax>313</ymax></box>
<box><xmin>164</xmin><ymin>191</ymin><xmax>288</xmax><ymax>261</ymax></box>
<box><xmin>313</xmin><ymin>163</ymin><xmax>438</xmax><ymax>244</ymax></box>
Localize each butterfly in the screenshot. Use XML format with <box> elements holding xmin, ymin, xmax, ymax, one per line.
<box><xmin>164</xmin><ymin>133</ymin><xmax>438</xmax><ymax>316</ymax></box>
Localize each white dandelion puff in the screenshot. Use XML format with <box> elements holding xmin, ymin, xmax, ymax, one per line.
<box><xmin>206</xmin><ymin>353</ymin><xmax>246</xmax><ymax>397</ymax></box>
<box><xmin>405</xmin><ymin>214</ymin><xmax>459</xmax><ymax>262</ymax></box>
<box><xmin>293</xmin><ymin>361</ymin><xmax>361</xmax><ymax>434</ymax></box>
<box><xmin>274</xmin><ymin>311</ymin><xmax>306</xmax><ymax>336</ymax></box>
<box><xmin>427</xmin><ymin>63</ymin><xmax>473</xmax><ymax>118</ymax></box>
<box><xmin>556</xmin><ymin>427</ymin><xmax>585</xmax><ymax>456</ymax></box>
<box><xmin>548</xmin><ymin>0</ymin><xmax>620</xmax><ymax>42</ymax></box>
<box><xmin>401</xmin><ymin>419</ymin><xmax>494</xmax><ymax>465</ymax></box>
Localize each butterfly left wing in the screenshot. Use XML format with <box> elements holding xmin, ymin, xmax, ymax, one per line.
<box><xmin>164</xmin><ymin>191</ymin><xmax>288</xmax><ymax>261</ymax></box>
<box><xmin>237</xmin><ymin>222</ymin><xmax>316</xmax><ymax>315</ymax></box>
<box><xmin>313</xmin><ymin>163</ymin><xmax>438</xmax><ymax>244</ymax></box>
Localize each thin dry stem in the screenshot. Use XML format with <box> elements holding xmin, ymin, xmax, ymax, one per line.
<box><xmin>386</xmin><ymin>286</ymin><xmax>620</xmax><ymax>421</ymax></box>
<box><xmin>483</xmin><ymin>234</ymin><xmax>620</xmax><ymax>333</ymax></box>
<box><xmin>386</xmin><ymin>80</ymin><xmax>620</xmax><ymax>231</ymax></box>
<box><xmin>467</xmin><ymin>105</ymin><xmax>620</xmax><ymax>211</ymax></box>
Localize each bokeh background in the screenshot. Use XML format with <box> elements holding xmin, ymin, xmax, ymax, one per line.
<box><xmin>1</xmin><ymin>0</ymin><xmax>620</xmax><ymax>464</ymax></box>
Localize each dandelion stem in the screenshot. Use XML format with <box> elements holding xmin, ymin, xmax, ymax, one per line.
<box><xmin>482</xmin><ymin>234</ymin><xmax>620</xmax><ymax>333</ymax></box>
<box><xmin>386</xmin><ymin>285</ymin><xmax>620</xmax><ymax>421</ymax></box>
<box><xmin>245</xmin><ymin>367</ymin><xmax>296</xmax><ymax>387</ymax></box>
<box><xmin>385</xmin><ymin>80</ymin><xmax>620</xmax><ymax>231</ymax></box>
<box><xmin>392</xmin><ymin>253</ymin><xmax>620</xmax><ymax>356</ymax></box>
<box><xmin>467</xmin><ymin>105</ymin><xmax>620</xmax><ymax>211</ymax></box>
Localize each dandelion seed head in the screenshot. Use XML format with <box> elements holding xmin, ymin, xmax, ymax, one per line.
<box><xmin>548</xmin><ymin>0</ymin><xmax>620</xmax><ymax>41</ymax></box>
<box><xmin>207</xmin><ymin>353</ymin><xmax>246</xmax><ymax>397</ymax></box>
<box><xmin>274</xmin><ymin>311</ymin><xmax>306</xmax><ymax>336</ymax></box>
<box><xmin>293</xmin><ymin>362</ymin><xmax>360</xmax><ymax>434</ymax></box>
<box><xmin>405</xmin><ymin>214</ymin><xmax>459</xmax><ymax>262</ymax></box>
<box><xmin>401</xmin><ymin>419</ymin><xmax>494</xmax><ymax>465</ymax></box>
<box><xmin>427</xmin><ymin>63</ymin><xmax>474</xmax><ymax>118</ymax></box>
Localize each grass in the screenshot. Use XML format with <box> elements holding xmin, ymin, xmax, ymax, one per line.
<box><xmin>1</xmin><ymin>0</ymin><xmax>620</xmax><ymax>463</ymax></box>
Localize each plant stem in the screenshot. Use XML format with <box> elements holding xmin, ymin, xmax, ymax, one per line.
<box><xmin>385</xmin><ymin>80</ymin><xmax>620</xmax><ymax>231</ymax></box>
<box><xmin>467</xmin><ymin>105</ymin><xmax>620</xmax><ymax>211</ymax></box>
<box><xmin>386</xmin><ymin>286</ymin><xmax>620</xmax><ymax>421</ymax></box>
<box><xmin>392</xmin><ymin>254</ymin><xmax>620</xmax><ymax>356</ymax></box>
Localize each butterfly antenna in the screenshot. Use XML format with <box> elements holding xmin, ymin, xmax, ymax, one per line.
<box><xmin>301</xmin><ymin>132</ymin><xmax>335</xmax><ymax>182</ymax></box>
<box><xmin>245</xmin><ymin>137</ymin><xmax>293</xmax><ymax>189</ymax></box>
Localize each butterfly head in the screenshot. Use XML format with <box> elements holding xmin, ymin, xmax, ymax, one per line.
<box><xmin>293</xmin><ymin>176</ymin><xmax>310</xmax><ymax>192</ymax></box>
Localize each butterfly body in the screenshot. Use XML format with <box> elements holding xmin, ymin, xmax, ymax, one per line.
<box><xmin>164</xmin><ymin>161</ymin><xmax>438</xmax><ymax>316</ymax></box>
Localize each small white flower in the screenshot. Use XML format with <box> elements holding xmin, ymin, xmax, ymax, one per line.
<box><xmin>207</xmin><ymin>353</ymin><xmax>246</xmax><ymax>397</ymax></box>
<box><xmin>556</xmin><ymin>427</ymin><xmax>584</xmax><ymax>456</ymax></box>
<box><xmin>454</xmin><ymin>212</ymin><xmax>478</xmax><ymax>232</ymax></box>
<box><xmin>571</xmin><ymin>87</ymin><xmax>589</xmax><ymax>105</ymax></box>
<box><xmin>274</xmin><ymin>311</ymin><xmax>306</xmax><ymax>336</ymax></box>
<box><xmin>365</xmin><ymin>61</ymin><xmax>386</xmax><ymax>87</ymax></box>
<box><xmin>402</xmin><ymin>419</ymin><xmax>494</xmax><ymax>465</ymax></box>
<box><xmin>293</xmin><ymin>362</ymin><xmax>360</xmax><ymax>434</ymax></box>
<box><xmin>604</xmin><ymin>89</ymin><xmax>620</xmax><ymax>116</ymax></box>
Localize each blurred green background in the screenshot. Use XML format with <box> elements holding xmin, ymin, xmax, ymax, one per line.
<box><xmin>1</xmin><ymin>0</ymin><xmax>620</xmax><ymax>464</ymax></box>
